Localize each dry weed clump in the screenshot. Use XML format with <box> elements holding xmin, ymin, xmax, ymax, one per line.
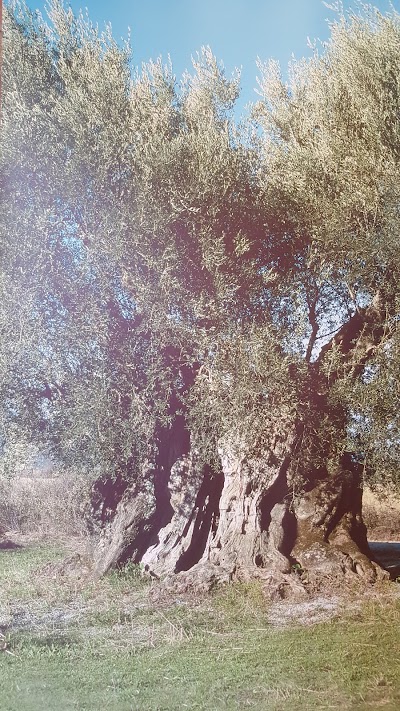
<box><xmin>363</xmin><ymin>488</ymin><xmax>400</xmax><ymax>541</ymax></box>
<box><xmin>0</xmin><ymin>469</ymin><xmax>91</xmax><ymax>539</ymax></box>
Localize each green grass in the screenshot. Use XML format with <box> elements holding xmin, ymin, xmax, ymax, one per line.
<box><xmin>1</xmin><ymin>541</ymin><xmax>400</xmax><ymax>710</ymax></box>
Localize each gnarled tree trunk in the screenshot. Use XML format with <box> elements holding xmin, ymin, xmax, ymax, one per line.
<box><xmin>89</xmin><ymin>294</ymin><xmax>390</xmax><ymax>592</ymax></box>
<box><xmin>89</xmin><ymin>435</ymin><xmax>382</xmax><ymax>593</ymax></box>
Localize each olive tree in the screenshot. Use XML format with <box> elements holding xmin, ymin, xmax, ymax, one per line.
<box><xmin>2</xmin><ymin>0</ymin><xmax>400</xmax><ymax>591</ymax></box>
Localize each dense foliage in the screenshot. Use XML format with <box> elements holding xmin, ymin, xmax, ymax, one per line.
<box><xmin>1</xmin><ymin>0</ymin><xmax>400</xmax><ymax>492</ymax></box>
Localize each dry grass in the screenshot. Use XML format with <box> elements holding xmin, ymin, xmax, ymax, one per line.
<box><xmin>363</xmin><ymin>488</ymin><xmax>400</xmax><ymax>541</ymax></box>
<box><xmin>0</xmin><ymin>469</ymin><xmax>91</xmax><ymax>539</ymax></box>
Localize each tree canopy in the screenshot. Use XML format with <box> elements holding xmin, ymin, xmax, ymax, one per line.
<box><xmin>1</xmin><ymin>0</ymin><xmax>400</xmax><ymax>511</ymax></box>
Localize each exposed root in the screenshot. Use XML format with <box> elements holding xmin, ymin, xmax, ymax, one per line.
<box><xmin>261</xmin><ymin>572</ymin><xmax>310</xmax><ymax>601</ymax></box>
<box><xmin>157</xmin><ymin>560</ymin><xmax>309</xmax><ymax>601</ymax></box>
<box><xmin>161</xmin><ymin>562</ymin><xmax>234</xmax><ymax>594</ymax></box>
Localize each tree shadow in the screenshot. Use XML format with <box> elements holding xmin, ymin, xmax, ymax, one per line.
<box><xmin>0</xmin><ymin>539</ymin><xmax>23</xmax><ymax>550</ymax></box>
<box><xmin>369</xmin><ymin>541</ymin><xmax>400</xmax><ymax>579</ymax></box>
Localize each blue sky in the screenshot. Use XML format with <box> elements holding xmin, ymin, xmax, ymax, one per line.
<box><xmin>27</xmin><ymin>0</ymin><xmax>399</xmax><ymax>118</ymax></box>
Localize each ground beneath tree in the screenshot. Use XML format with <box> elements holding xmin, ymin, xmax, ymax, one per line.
<box><xmin>1</xmin><ymin>536</ymin><xmax>400</xmax><ymax>711</ymax></box>
<box><xmin>0</xmin><ymin>532</ymin><xmax>399</xmax><ymax>634</ymax></box>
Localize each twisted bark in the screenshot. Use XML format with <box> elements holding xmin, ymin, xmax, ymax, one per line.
<box><xmin>89</xmin><ymin>293</ymin><xmax>391</xmax><ymax>591</ymax></box>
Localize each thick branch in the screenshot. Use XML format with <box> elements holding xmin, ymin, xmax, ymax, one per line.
<box><xmin>316</xmin><ymin>291</ymin><xmax>387</xmax><ymax>383</ymax></box>
<box><xmin>305</xmin><ymin>295</ymin><xmax>319</xmax><ymax>363</ymax></box>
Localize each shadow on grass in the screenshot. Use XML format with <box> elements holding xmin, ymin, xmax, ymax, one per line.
<box><xmin>0</xmin><ymin>540</ymin><xmax>22</xmax><ymax>550</ymax></box>
<box><xmin>13</xmin><ymin>632</ymin><xmax>78</xmax><ymax>655</ymax></box>
<box><xmin>369</xmin><ymin>541</ymin><xmax>400</xmax><ymax>579</ymax></box>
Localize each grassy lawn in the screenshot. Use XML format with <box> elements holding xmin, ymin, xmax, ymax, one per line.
<box><xmin>1</xmin><ymin>540</ymin><xmax>400</xmax><ymax>710</ymax></box>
